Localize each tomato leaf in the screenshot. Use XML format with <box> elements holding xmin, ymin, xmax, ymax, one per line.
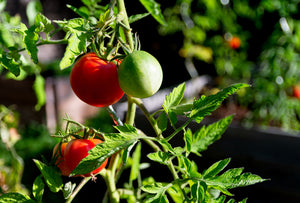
<box><xmin>189</xmin><ymin>83</ymin><xmax>249</xmax><ymax>123</ymax></box>
<box><xmin>0</xmin><ymin>51</ymin><xmax>20</xmax><ymax>77</ymax></box>
<box><xmin>205</xmin><ymin>167</ymin><xmax>267</xmax><ymax>190</ymax></box>
<box><xmin>32</xmin><ymin>175</ymin><xmax>44</xmax><ymax>202</ymax></box>
<box><xmin>129</xmin><ymin>143</ymin><xmax>142</xmax><ymax>184</ymax></box>
<box><xmin>147</xmin><ymin>151</ymin><xmax>172</xmax><ymax>165</ymax></box>
<box><xmin>129</xmin><ymin>13</ymin><xmax>150</xmax><ymax>23</ymax></box>
<box><xmin>163</xmin><ymin>83</ymin><xmax>186</xmax><ymax>126</ymax></box>
<box><xmin>0</xmin><ymin>192</ymin><xmax>32</xmax><ymax>203</ymax></box>
<box><xmin>178</xmin><ymin>156</ymin><xmax>201</xmax><ymax>178</ymax></box>
<box><xmin>163</xmin><ymin>83</ymin><xmax>185</xmax><ymax>109</ymax></box>
<box><xmin>34</xmin><ymin>13</ymin><xmax>54</xmax><ymax>34</ymax></box>
<box><xmin>57</xmin><ymin>18</ymin><xmax>91</xmax><ymax>69</ymax></box>
<box><xmin>70</xmin><ymin>124</ymin><xmax>141</xmax><ymax>176</ymax></box>
<box><xmin>66</xmin><ymin>4</ymin><xmax>89</xmax><ymax>19</ymax></box>
<box><xmin>33</xmin><ymin>159</ymin><xmax>63</xmax><ymax>193</ymax></box>
<box><xmin>202</xmin><ymin>158</ymin><xmax>231</xmax><ymax>179</ymax></box>
<box><xmin>18</xmin><ymin>23</ymin><xmax>39</xmax><ymax>64</ymax></box>
<box><xmin>156</xmin><ymin>112</ymin><xmax>168</xmax><ymax>133</ymax></box>
<box><xmin>139</xmin><ymin>0</ymin><xmax>166</xmax><ymax>25</ymax></box>
<box><xmin>189</xmin><ymin>115</ymin><xmax>234</xmax><ymax>156</ymax></box>
<box><xmin>190</xmin><ymin>181</ymin><xmax>207</xmax><ymax>202</ymax></box>
<box><xmin>33</xmin><ymin>74</ymin><xmax>46</xmax><ymax>111</ymax></box>
<box><xmin>142</xmin><ymin>182</ymin><xmax>170</xmax><ymax>203</ymax></box>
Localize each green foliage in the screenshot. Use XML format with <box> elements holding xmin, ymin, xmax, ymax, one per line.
<box><xmin>159</xmin><ymin>0</ymin><xmax>300</xmax><ymax>131</ymax></box>
<box><xmin>0</xmin><ymin>0</ymin><xmax>266</xmax><ymax>202</ymax></box>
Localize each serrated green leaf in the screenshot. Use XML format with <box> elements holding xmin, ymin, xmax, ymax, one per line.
<box><xmin>142</xmin><ymin>182</ymin><xmax>170</xmax><ymax>203</ymax></box>
<box><xmin>189</xmin><ymin>83</ymin><xmax>249</xmax><ymax>122</ymax></box>
<box><xmin>190</xmin><ymin>115</ymin><xmax>234</xmax><ymax>155</ymax></box>
<box><xmin>156</xmin><ymin>112</ymin><xmax>168</xmax><ymax>133</ymax></box>
<box><xmin>32</xmin><ymin>175</ymin><xmax>44</xmax><ymax>202</ymax></box>
<box><xmin>191</xmin><ymin>181</ymin><xmax>207</xmax><ymax>202</ymax></box>
<box><xmin>34</xmin><ymin>13</ymin><xmax>54</xmax><ymax>33</ymax></box>
<box><xmin>166</xmin><ymin>185</ymin><xmax>184</xmax><ymax>203</ymax></box>
<box><xmin>71</xmin><ymin>124</ymin><xmax>141</xmax><ymax>176</ymax></box>
<box><xmin>129</xmin><ymin>13</ymin><xmax>150</xmax><ymax>23</ymax></box>
<box><xmin>59</xmin><ymin>32</ymin><xmax>88</xmax><ymax>69</ymax></box>
<box><xmin>0</xmin><ymin>192</ymin><xmax>32</xmax><ymax>203</ymax></box>
<box><xmin>22</xmin><ymin>24</ymin><xmax>39</xmax><ymax>64</ymax></box>
<box><xmin>169</xmin><ymin>103</ymin><xmax>193</xmax><ymax>115</ymax></box>
<box><xmin>203</xmin><ymin>158</ymin><xmax>231</xmax><ymax>179</ymax></box>
<box><xmin>139</xmin><ymin>0</ymin><xmax>166</xmax><ymax>25</ymax></box>
<box><xmin>129</xmin><ymin>143</ymin><xmax>142</xmax><ymax>183</ymax></box>
<box><xmin>0</xmin><ymin>52</ymin><xmax>20</xmax><ymax>76</ymax></box>
<box><xmin>179</xmin><ymin>156</ymin><xmax>201</xmax><ymax>178</ymax></box>
<box><xmin>184</xmin><ymin>128</ymin><xmax>192</xmax><ymax>155</ymax></box>
<box><xmin>142</xmin><ymin>182</ymin><xmax>169</xmax><ymax>194</ymax></box>
<box><xmin>58</xmin><ymin>18</ymin><xmax>91</xmax><ymax>69</ymax></box>
<box><xmin>147</xmin><ymin>151</ymin><xmax>172</xmax><ymax>165</ymax></box>
<box><xmin>123</xmin><ymin>140</ymin><xmax>138</xmax><ymax>164</ymax></box>
<box><xmin>206</xmin><ymin>167</ymin><xmax>267</xmax><ymax>190</ymax></box>
<box><xmin>33</xmin><ymin>159</ymin><xmax>63</xmax><ymax>193</ymax></box>
<box><xmin>163</xmin><ymin>83</ymin><xmax>185</xmax><ymax>109</ymax></box>
<box><xmin>33</xmin><ymin>74</ymin><xmax>46</xmax><ymax>111</ymax></box>
<box><xmin>67</xmin><ymin>4</ymin><xmax>89</xmax><ymax>19</ymax></box>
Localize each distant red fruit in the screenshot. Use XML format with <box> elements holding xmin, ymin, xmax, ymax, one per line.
<box><xmin>229</xmin><ymin>37</ymin><xmax>241</xmax><ymax>49</ymax></box>
<box><xmin>293</xmin><ymin>85</ymin><xmax>300</xmax><ymax>99</ymax></box>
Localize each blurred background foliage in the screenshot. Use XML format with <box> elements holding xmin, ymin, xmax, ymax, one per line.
<box><xmin>158</xmin><ymin>0</ymin><xmax>300</xmax><ymax>131</ymax></box>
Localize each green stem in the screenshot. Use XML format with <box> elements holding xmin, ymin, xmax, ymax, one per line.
<box><xmin>116</xmin><ymin>0</ymin><xmax>134</xmax><ymax>51</ymax></box>
<box><xmin>18</xmin><ymin>39</ymin><xmax>68</xmax><ymax>53</ymax></box>
<box><xmin>165</xmin><ymin>119</ymin><xmax>192</xmax><ymax>141</ymax></box>
<box><xmin>103</xmin><ymin>153</ymin><xmax>121</xmax><ymax>203</ymax></box>
<box><xmin>130</xmin><ymin>97</ymin><xmax>162</xmax><ymax>138</ymax></box>
<box><xmin>66</xmin><ymin>177</ymin><xmax>91</xmax><ymax>203</ymax></box>
<box><xmin>126</xmin><ymin>96</ymin><xmax>136</xmax><ymax>125</ymax></box>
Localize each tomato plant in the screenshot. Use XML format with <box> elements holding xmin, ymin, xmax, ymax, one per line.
<box><xmin>70</xmin><ymin>52</ymin><xmax>124</xmax><ymax>107</ymax></box>
<box><xmin>0</xmin><ymin>0</ymin><xmax>266</xmax><ymax>203</ymax></box>
<box><xmin>118</xmin><ymin>51</ymin><xmax>163</xmax><ymax>98</ymax></box>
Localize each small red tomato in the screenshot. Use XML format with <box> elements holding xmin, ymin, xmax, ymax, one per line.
<box><xmin>70</xmin><ymin>52</ymin><xmax>124</xmax><ymax>107</ymax></box>
<box><xmin>53</xmin><ymin>142</ymin><xmax>70</xmax><ymax>176</ymax></box>
<box><xmin>63</xmin><ymin>139</ymin><xmax>108</xmax><ymax>177</ymax></box>
<box><xmin>293</xmin><ymin>85</ymin><xmax>300</xmax><ymax>99</ymax></box>
<box><xmin>229</xmin><ymin>36</ymin><xmax>241</xmax><ymax>49</ymax></box>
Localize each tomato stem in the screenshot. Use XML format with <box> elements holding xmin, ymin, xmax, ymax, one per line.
<box><xmin>125</xmin><ymin>96</ymin><xmax>136</xmax><ymax>125</ymax></box>
<box><xmin>116</xmin><ymin>0</ymin><xmax>135</xmax><ymax>51</ymax></box>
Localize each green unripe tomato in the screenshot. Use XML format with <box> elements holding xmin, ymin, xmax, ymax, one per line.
<box><xmin>118</xmin><ymin>51</ymin><xmax>163</xmax><ymax>98</ymax></box>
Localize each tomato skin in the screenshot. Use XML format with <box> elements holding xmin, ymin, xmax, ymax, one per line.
<box><xmin>70</xmin><ymin>53</ymin><xmax>124</xmax><ymax>107</ymax></box>
<box><xmin>293</xmin><ymin>85</ymin><xmax>300</xmax><ymax>99</ymax></box>
<box><xmin>63</xmin><ymin>139</ymin><xmax>108</xmax><ymax>177</ymax></box>
<box><xmin>53</xmin><ymin>142</ymin><xmax>70</xmax><ymax>176</ymax></box>
<box><xmin>229</xmin><ymin>37</ymin><xmax>241</xmax><ymax>49</ymax></box>
<box><xmin>118</xmin><ymin>51</ymin><xmax>163</xmax><ymax>98</ymax></box>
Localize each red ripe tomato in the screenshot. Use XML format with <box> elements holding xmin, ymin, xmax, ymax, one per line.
<box><xmin>63</xmin><ymin>139</ymin><xmax>108</xmax><ymax>177</ymax></box>
<box><xmin>229</xmin><ymin>36</ymin><xmax>241</xmax><ymax>49</ymax></box>
<box><xmin>293</xmin><ymin>85</ymin><xmax>300</xmax><ymax>99</ymax></box>
<box><xmin>53</xmin><ymin>142</ymin><xmax>70</xmax><ymax>176</ymax></box>
<box><xmin>70</xmin><ymin>52</ymin><xmax>124</xmax><ymax>107</ymax></box>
